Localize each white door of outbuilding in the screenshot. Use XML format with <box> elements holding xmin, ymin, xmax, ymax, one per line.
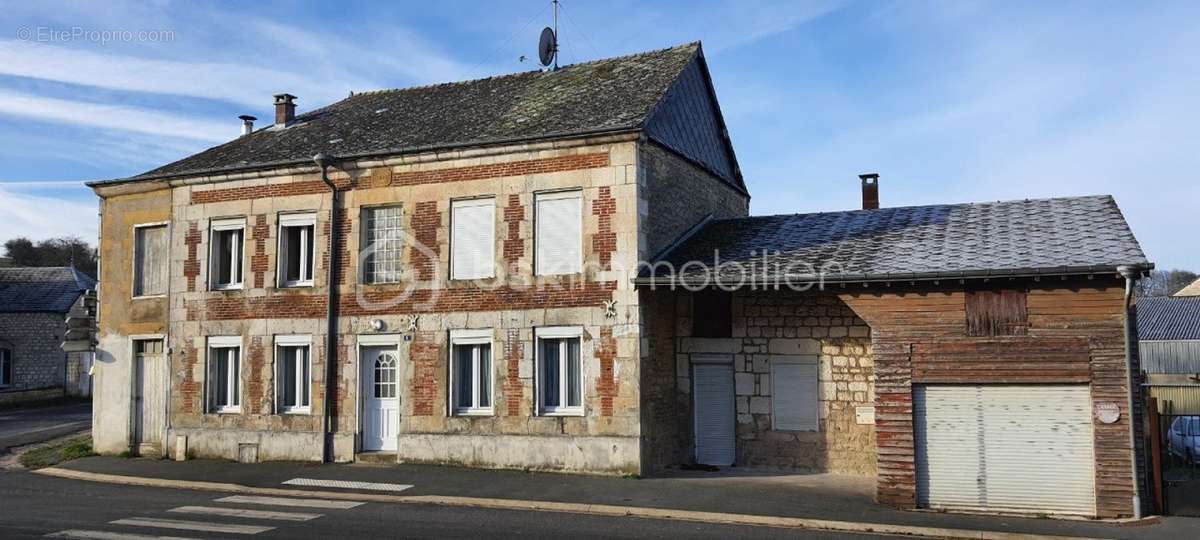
<box><xmin>361</xmin><ymin>346</ymin><xmax>400</xmax><ymax>452</ymax></box>
<box><xmin>132</xmin><ymin>339</ymin><xmax>166</xmax><ymax>456</ymax></box>
<box><xmin>914</xmin><ymin>384</ymin><xmax>1096</xmax><ymax>516</ymax></box>
<box><xmin>693</xmin><ymin>355</ymin><xmax>735</xmax><ymax>466</ymax></box>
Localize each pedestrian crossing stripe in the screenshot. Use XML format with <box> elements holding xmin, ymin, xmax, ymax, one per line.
<box><xmin>109</xmin><ymin>517</ymin><xmax>274</xmax><ymax>535</ymax></box>
<box><xmin>213</xmin><ymin>495</ymin><xmax>364</xmax><ymax>509</ymax></box>
<box><xmin>168</xmin><ymin>505</ymin><xmax>321</xmax><ymax>521</ymax></box>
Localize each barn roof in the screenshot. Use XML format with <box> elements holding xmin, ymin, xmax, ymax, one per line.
<box><xmin>1138</xmin><ymin>297</ymin><xmax>1200</xmax><ymax>341</ymax></box>
<box><xmin>0</xmin><ymin>267</ymin><xmax>95</xmax><ymax>313</ymax></box>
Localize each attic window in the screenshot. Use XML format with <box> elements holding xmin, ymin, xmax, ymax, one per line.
<box><xmin>965</xmin><ymin>290</ymin><xmax>1028</xmax><ymax>336</ymax></box>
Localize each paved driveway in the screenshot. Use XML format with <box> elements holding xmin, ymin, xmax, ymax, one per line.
<box><xmin>0</xmin><ymin>402</ymin><xmax>91</xmax><ymax>452</ymax></box>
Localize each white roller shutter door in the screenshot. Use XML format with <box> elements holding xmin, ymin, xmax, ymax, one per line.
<box><xmin>693</xmin><ymin>359</ymin><xmax>735</xmax><ymax>466</ymax></box>
<box><xmin>535</xmin><ymin>191</ymin><xmax>582</xmax><ymax>275</ymax></box>
<box><xmin>915</xmin><ymin>385</ymin><xmax>1096</xmax><ymax>516</ymax></box>
<box><xmin>771</xmin><ymin>357</ymin><xmax>819</xmax><ymax>431</ymax></box>
<box><xmin>451</xmin><ymin>198</ymin><xmax>495</xmax><ymax>280</ymax></box>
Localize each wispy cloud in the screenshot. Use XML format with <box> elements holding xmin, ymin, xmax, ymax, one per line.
<box><xmin>0</xmin><ymin>88</ymin><xmax>232</xmax><ymax>141</ymax></box>
<box><xmin>0</xmin><ymin>185</ymin><xmax>98</xmax><ymax>242</ymax></box>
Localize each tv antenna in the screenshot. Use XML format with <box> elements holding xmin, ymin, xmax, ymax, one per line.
<box><xmin>538</xmin><ymin>0</ymin><xmax>559</xmax><ymax>69</ymax></box>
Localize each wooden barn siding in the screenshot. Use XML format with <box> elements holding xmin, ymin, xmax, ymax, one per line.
<box><xmin>840</xmin><ymin>284</ymin><xmax>1135</xmax><ymax>518</ymax></box>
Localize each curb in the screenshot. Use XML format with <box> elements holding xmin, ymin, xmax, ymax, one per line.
<box><xmin>34</xmin><ymin>467</ymin><xmax>1101</xmax><ymax>540</ymax></box>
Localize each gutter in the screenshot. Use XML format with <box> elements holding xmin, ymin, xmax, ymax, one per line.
<box><xmin>314</xmin><ymin>153</ymin><xmax>340</xmax><ymax>463</ymax></box>
<box><xmin>633</xmin><ymin>264</ymin><xmax>1155</xmax><ymax>288</ymax></box>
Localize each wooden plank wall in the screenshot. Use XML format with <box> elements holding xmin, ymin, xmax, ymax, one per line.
<box><xmin>840</xmin><ymin>281</ymin><xmax>1135</xmax><ymax>518</ymax></box>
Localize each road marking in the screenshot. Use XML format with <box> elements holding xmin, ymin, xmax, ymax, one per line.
<box><xmin>109</xmin><ymin>517</ymin><xmax>273</xmax><ymax>535</ymax></box>
<box><xmin>46</xmin><ymin>530</ymin><xmax>201</xmax><ymax>540</ymax></box>
<box><xmin>167</xmin><ymin>505</ymin><xmax>321</xmax><ymax>521</ymax></box>
<box><xmin>214</xmin><ymin>495</ymin><xmax>364</xmax><ymax>509</ymax></box>
<box><xmin>281</xmin><ymin>478</ymin><xmax>413</xmax><ymax>492</ymax></box>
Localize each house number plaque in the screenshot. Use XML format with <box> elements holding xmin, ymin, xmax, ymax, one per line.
<box><xmin>1094</xmin><ymin>402</ymin><xmax>1120</xmax><ymax>424</ymax></box>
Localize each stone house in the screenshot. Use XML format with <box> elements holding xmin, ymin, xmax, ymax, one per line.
<box><xmin>88</xmin><ymin>42</ymin><xmax>1152</xmax><ymax>519</ymax></box>
<box><xmin>0</xmin><ymin>267</ymin><xmax>97</xmax><ymax>404</ymax></box>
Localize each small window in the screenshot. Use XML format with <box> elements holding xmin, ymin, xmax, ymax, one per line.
<box><xmin>692</xmin><ymin>290</ymin><xmax>732</xmax><ymax>338</ymax></box>
<box><xmin>278</xmin><ymin>213</ymin><xmax>315</xmax><ymax>287</ymax></box>
<box><xmin>374</xmin><ymin>354</ymin><xmax>397</xmax><ymax>399</ymax></box>
<box><xmin>133</xmin><ymin>224</ymin><xmax>168</xmax><ymax>297</ymax></box>
<box><xmin>535</xmin><ymin>190</ymin><xmax>582</xmax><ymax>275</ymax></box>
<box><xmin>450</xmin><ymin>198</ymin><xmax>495</xmax><ymax>280</ymax></box>
<box><xmin>275</xmin><ymin>337</ymin><xmax>311</xmax><ymax>414</ymax></box>
<box><xmin>209</xmin><ymin>218</ymin><xmax>245</xmax><ymax>290</ymax></box>
<box><xmin>771</xmin><ymin>356</ymin><xmax>819</xmax><ymax>431</ymax></box>
<box><xmin>207</xmin><ymin>337</ymin><xmax>241</xmax><ymax>413</ymax></box>
<box><xmin>449</xmin><ymin>330</ymin><xmax>492</xmax><ymax>415</ymax></box>
<box><xmin>0</xmin><ymin>348</ymin><xmax>11</xmax><ymax>387</ymax></box>
<box><xmin>537</xmin><ymin>328</ymin><xmax>583</xmax><ymax>415</ymax></box>
<box><xmin>965</xmin><ymin>290</ymin><xmax>1028</xmax><ymax>336</ymax></box>
<box><xmin>362</xmin><ymin>206</ymin><xmax>404</xmax><ymax>284</ymax></box>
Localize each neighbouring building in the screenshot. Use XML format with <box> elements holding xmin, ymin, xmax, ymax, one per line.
<box><xmin>1138</xmin><ymin>296</ymin><xmax>1200</xmax><ymax>415</ymax></box>
<box><xmin>87</xmin><ymin>42</ymin><xmax>1152</xmax><ymax>519</ymax></box>
<box><xmin>0</xmin><ymin>267</ymin><xmax>97</xmax><ymax>403</ymax></box>
<box><xmin>1174</xmin><ymin>278</ymin><xmax>1200</xmax><ymax>297</ymax></box>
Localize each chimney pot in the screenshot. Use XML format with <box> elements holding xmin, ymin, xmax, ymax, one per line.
<box><xmin>238</xmin><ymin>114</ymin><xmax>257</xmax><ymax>136</ymax></box>
<box><xmin>859</xmin><ymin>173</ymin><xmax>880</xmax><ymax>210</ymax></box>
<box><xmin>274</xmin><ymin>93</ymin><xmax>297</xmax><ymax>126</ymax></box>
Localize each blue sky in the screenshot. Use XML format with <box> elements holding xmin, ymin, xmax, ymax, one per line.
<box><xmin>1</xmin><ymin>1</ymin><xmax>1196</xmax><ymax>269</ymax></box>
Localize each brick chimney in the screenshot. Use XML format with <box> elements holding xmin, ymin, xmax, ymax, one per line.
<box><xmin>274</xmin><ymin>94</ymin><xmax>297</xmax><ymax>126</ymax></box>
<box><xmin>859</xmin><ymin>173</ymin><xmax>879</xmax><ymax>210</ymax></box>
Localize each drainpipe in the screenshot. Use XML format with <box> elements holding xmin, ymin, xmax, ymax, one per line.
<box><xmin>315</xmin><ymin>153</ymin><xmax>340</xmax><ymax>463</ymax></box>
<box><xmin>1117</xmin><ymin>264</ymin><xmax>1143</xmax><ymax>519</ymax></box>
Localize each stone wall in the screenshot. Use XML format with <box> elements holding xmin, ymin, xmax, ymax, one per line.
<box><xmin>650</xmin><ymin>289</ymin><xmax>876</xmax><ymax>475</ymax></box>
<box><xmin>0</xmin><ymin>312</ymin><xmax>67</xmax><ymax>392</ymax></box>
<box><xmin>638</xmin><ymin>142</ymin><xmax>748</xmax><ymax>260</ymax></box>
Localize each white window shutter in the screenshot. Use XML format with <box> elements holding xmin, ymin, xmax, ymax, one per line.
<box><xmin>451</xmin><ymin>199</ymin><xmax>495</xmax><ymax>280</ymax></box>
<box><xmin>535</xmin><ymin>191</ymin><xmax>582</xmax><ymax>275</ymax></box>
<box><xmin>771</xmin><ymin>360</ymin><xmax>819</xmax><ymax>431</ymax></box>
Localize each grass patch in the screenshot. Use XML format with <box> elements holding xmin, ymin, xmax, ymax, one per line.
<box><xmin>19</xmin><ymin>436</ymin><xmax>94</xmax><ymax>469</ymax></box>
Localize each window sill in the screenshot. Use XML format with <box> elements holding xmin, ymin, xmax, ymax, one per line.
<box><xmin>132</xmin><ymin>294</ymin><xmax>167</xmax><ymax>300</ymax></box>
<box><xmin>280</xmin><ymin>407</ymin><xmax>311</xmax><ymax>415</ymax></box>
<box><xmin>279</xmin><ymin>281</ymin><xmax>314</xmax><ymax>289</ymax></box>
<box><xmin>212</xmin><ymin>407</ymin><xmax>242</xmax><ymax>414</ymax></box>
<box><xmin>540</xmin><ymin>409</ymin><xmax>584</xmax><ymax>417</ymax></box>
<box><xmin>210</xmin><ymin>284</ymin><xmax>244</xmax><ymax>292</ymax></box>
<box><xmin>454</xmin><ymin>409</ymin><xmax>494</xmax><ymax>417</ymax></box>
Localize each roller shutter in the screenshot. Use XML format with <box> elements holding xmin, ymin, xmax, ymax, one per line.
<box><xmin>693</xmin><ymin>359</ymin><xmax>735</xmax><ymax>466</ymax></box>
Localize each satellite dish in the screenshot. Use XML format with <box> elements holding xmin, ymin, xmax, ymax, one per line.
<box><xmin>538</xmin><ymin>27</ymin><xmax>557</xmax><ymax>67</ymax></box>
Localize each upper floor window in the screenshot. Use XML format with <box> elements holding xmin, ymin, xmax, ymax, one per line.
<box><xmin>535</xmin><ymin>190</ymin><xmax>582</xmax><ymax>276</ymax></box>
<box><xmin>965</xmin><ymin>290</ymin><xmax>1028</xmax><ymax>336</ymax></box>
<box><xmin>209</xmin><ymin>218</ymin><xmax>245</xmax><ymax>290</ymax></box>
<box><xmin>537</xmin><ymin>327</ymin><xmax>583</xmax><ymax>416</ymax></box>
<box><xmin>449</xmin><ymin>329</ymin><xmax>493</xmax><ymax>416</ymax></box>
<box><xmin>133</xmin><ymin>223</ymin><xmax>168</xmax><ymax>297</ymax></box>
<box><xmin>0</xmin><ymin>348</ymin><xmax>11</xmax><ymax>387</ymax></box>
<box><xmin>274</xmin><ymin>335</ymin><xmax>311</xmax><ymax>414</ymax></box>
<box><xmin>362</xmin><ymin>205</ymin><xmax>404</xmax><ymax>284</ymax></box>
<box><xmin>278</xmin><ymin>213</ymin><xmax>315</xmax><ymax>287</ymax></box>
<box><xmin>450</xmin><ymin>198</ymin><xmax>495</xmax><ymax>280</ymax></box>
<box><xmin>207</xmin><ymin>336</ymin><xmax>242</xmax><ymax>413</ymax></box>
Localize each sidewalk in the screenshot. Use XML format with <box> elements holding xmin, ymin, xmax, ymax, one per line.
<box><xmin>47</xmin><ymin>456</ymin><xmax>1198</xmax><ymax>539</ymax></box>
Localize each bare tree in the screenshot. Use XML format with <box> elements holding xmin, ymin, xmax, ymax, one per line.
<box><xmin>1136</xmin><ymin>268</ymin><xmax>1198</xmax><ymax>297</ymax></box>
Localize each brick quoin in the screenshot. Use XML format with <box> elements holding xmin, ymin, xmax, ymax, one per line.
<box><xmin>187</xmin><ymin>153</ymin><xmax>609</xmax><ymax>204</ymax></box>
<box><xmin>410</xmin><ymin>331</ymin><xmax>438</xmax><ymax>416</ymax></box>
<box><xmin>503</xmin><ymin>328</ymin><xmax>523</xmax><ymax>416</ymax></box>
<box><xmin>410</xmin><ymin>201</ymin><xmax>440</xmax><ymax>281</ymax></box>
<box><xmin>595</xmin><ymin>326</ymin><xmax>619</xmax><ymax>416</ymax></box>
<box><xmin>502</xmin><ymin>194</ymin><xmax>524</xmax><ymax>264</ymax></box>
<box><xmin>183</xmin><ymin>221</ymin><xmax>201</xmax><ymax>292</ymax></box>
<box><xmin>186</xmin><ymin>282</ymin><xmax>617</xmax><ymax>321</ymax></box>
<box><xmin>592</xmin><ymin>186</ymin><xmax>617</xmax><ymax>270</ymax></box>
<box><xmin>250</xmin><ymin>215</ymin><xmax>269</xmax><ymax>288</ymax></box>
<box><xmin>246</xmin><ymin>336</ymin><xmax>265</xmax><ymax>413</ymax></box>
<box><xmin>179</xmin><ymin>345</ymin><xmax>201</xmax><ymax>414</ymax></box>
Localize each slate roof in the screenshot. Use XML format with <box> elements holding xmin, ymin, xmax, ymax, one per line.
<box><xmin>1138</xmin><ymin>297</ymin><xmax>1200</xmax><ymax>340</ymax></box>
<box><xmin>92</xmin><ymin>42</ymin><xmax>743</xmax><ymax>191</ymax></box>
<box><xmin>0</xmin><ymin>267</ymin><xmax>96</xmax><ymax>313</ymax></box>
<box><xmin>1175</xmin><ymin>278</ymin><xmax>1200</xmax><ymax>297</ymax></box>
<box><xmin>643</xmin><ymin>195</ymin><xmax>1149</xmax><ymax>284</ymax></box>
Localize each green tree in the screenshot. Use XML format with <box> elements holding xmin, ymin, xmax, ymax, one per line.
<box><xmin>2</xmin><ymin>236</ymin><xmax>97</xmax><ymax>279</ymax></box>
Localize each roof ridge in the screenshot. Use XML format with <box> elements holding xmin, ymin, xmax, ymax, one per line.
<box><xmin>708</xmin><ymin>194</ymin><xmax>1117</xmax><ymax>223</ymax></box>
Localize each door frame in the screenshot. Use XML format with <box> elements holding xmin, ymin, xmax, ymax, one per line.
<box><xmin>690</xmin><ymin>353</ymin><xmax>735</xmax><ymax>466</ymax></box>
<box><xmin>355</xmin><ymin>334</ymin><xmax>403</xmax><ymax>453</ymax></box>
<box><xmin>127</xmin><ymin>334</ymin><xmax>168</xmax><ymax>456</ymax></box>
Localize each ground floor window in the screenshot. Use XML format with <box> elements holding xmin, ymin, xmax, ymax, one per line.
<box><xmin>449</xmin><ymin>329</ymin><xmax>492</xmax><ymax>415</ymax></box>
<box><xmin>770</xmin><ymin>356</ymin><xmax>819</xmax><ymax>431</ymax></box>
<box><xmin>207</xmin><ymin>337</ymin><xmax>242</xmax><ymax>413</ymax></box>
<box><xmin>0</xmin><ymin>348</ymin><xmax>11</xmax><ymax>387</ymax></box>
<box><xmin>537</xmin><ymin>327</ymin><xmax>583</xmax><ymax>415</ymax></box>
<box><xmin>275</xmin><ymin>336</ymin><xmax>311</xmax><ymax>413</ymax></box>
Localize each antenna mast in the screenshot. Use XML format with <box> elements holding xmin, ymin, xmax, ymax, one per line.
<box><xmin>552</xmin><ymin>0</ymin><xmax>559</xmax><ymax>70</ymax></box>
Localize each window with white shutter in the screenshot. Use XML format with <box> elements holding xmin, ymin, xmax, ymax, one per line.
<box><xmin>535</xmin><ymin>190</ymin><xmax>582</xmax><ymax>276</ymax></box>
<box><xmin>770</xmin><ymin>355</ymin><xmax>819</xmax><ymax>431</ymax></box>
<box><xmin>450</xmin><ymin>198</ymin><xmax>495</xmax><ymax>280</ymax></box>
<box><xmin>133</xmin><ymin>224</ymin><xmax>168</xmax><ymax>297</ymax></box>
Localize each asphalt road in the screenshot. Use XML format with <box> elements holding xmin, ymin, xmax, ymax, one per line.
<box><xmin>0</xmin><ymin>402</ymin><xmax>91</xmax><ymax>452</ymax></box>
<box><xmin>0</xmin><ymin>469</ymin><xmax>905</xmax><ymax>539</ymax></box>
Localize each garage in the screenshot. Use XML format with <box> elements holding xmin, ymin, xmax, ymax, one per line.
<box><xmin>914</xmin><ymin>385</ymin><xmax>1096</xmax><ymax>515</ymax></box>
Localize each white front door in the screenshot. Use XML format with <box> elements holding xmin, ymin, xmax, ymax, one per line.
<box><xmin>693</xmin><ymin>355</ymin><xmax>735</xmax><ymax>466</ymax></box>
<box><xmin>361</xmin><ymin>346</ymin><xmax>399</xmax><ymax>452</ymax></box>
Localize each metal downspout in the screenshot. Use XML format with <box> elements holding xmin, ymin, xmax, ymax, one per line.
<box><xmin>1118</xmin><ymin>265</ymin><xmax>1143</xmax><ymax>519</ymax></box>
<box><xmin>315</xmin><ymin>153</ymin><xmax>339</xmax><ymax>463</ymax></box>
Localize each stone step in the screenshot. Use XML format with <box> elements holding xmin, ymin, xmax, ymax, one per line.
<box><xmin>355</xmin><ymin>452</ymin><xmax>397</xmax><ymax>465</ymax></box>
